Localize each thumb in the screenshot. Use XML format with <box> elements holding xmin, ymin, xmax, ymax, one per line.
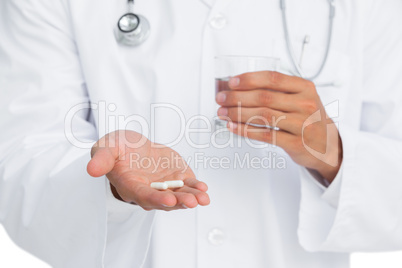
<box><xmin>87</xmin><ymin>145</ymin><xmax>118</xmax><ymax>177</ymax></box>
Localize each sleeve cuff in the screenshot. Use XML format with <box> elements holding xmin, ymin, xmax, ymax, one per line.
<box><xmin>301</xmin><ymin>160</ymin><xmax>344</xmax><ymax>209</ymax></box>
<box><xmin>103</xmin><ymin>178</ymin><xmax>157</xmax><ymax>267</ymax></box>
<box><xmin>297</xmin><ymin>124</ymin><xmax>358</xmax><ymax>252</ymax></box>
<box><xmin>321</xmin><ymin>163</ymin><xmax>343</xmax><ymax>208</ymax></box>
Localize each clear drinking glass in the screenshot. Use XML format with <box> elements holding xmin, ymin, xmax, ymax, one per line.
<box><xmin>214</xmin><ymin>56</ymin><xmax>280</xmax><ymax>137</ymax></box>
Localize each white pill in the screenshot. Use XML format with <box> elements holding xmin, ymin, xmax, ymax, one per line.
<box><xmin>151</xmin><ymin>182</ymin><xmax>168</xmax><ymax>190</ymax></box>
<box><xmin>164</xmin><ymin>180</ymin><xmax>184</xmax><ymax>189</ymax></box>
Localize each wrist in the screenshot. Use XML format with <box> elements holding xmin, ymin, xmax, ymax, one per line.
<box><xmin>316</xmin><ymin>149</ymin><xmax>343</xmax><ymax>183</ymax></box>
<box><xmin>110</xmin><ymin>183</ymin><xmax>124</xmax><ymax>202</ymax></box>
<box><xmin>316</xmin><ymin>133</ymin><xmax>344</xmax><ymax>183</ymax></box>
<box><xmin>316</xmin><ymin>163</ymin><xmax>341</xmax><ymax>184</ymax></box>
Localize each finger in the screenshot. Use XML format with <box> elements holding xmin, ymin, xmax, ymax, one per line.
<box><xmin>117</xmin><ymin>181</ymin><xmax>199</xmax><ymax>211</ymax></box>
<box><xmin>166</xmin><ymin>172</ymin><xmax>209</xmax><ymax>192</ymax></box>
<box><xmin>183</xmin><ymin>177</ymin><xmax>208</xmax><ymax>192</ymax></box>
<box><xmin>117</xmin><ymin>179</ymin><xmax>178</xmax><ymax>208</ymax></box>
<box><xmin>169</xmin><ymin>172</ymin><xmax>189</xmax><ymax>181</ymax></box>
<box><xmin>216</xmin><ymin>89</ymin><xmax>296</xmax><ymax>112</ymax></box>
<box><xmin>218</xmin><ymin>107</ymin><xmax>300</xmax><ymax>134</ymax></box>
<box><xmin>227</xmin><ymin>121</ymin><xmax>296</xmax><ymax>150</ymax></box>
<box><xmin>87</xmin><ymin>147</ymin><xmax>118</xmax><ymax>177</ymax></box>
<box><xmin>176</xmin><ymin>186</ymin><xmax>210</xmax><ymax>206</ymax></box>
<box><xmin>228</xmin><ymin>71</ymin><xmax>315</xmax><ymax>93</ymax></box>
<box><xmin>172</xmin><ymin>192</ymin><xmax>198</xmax><ymax>208</ymax></box>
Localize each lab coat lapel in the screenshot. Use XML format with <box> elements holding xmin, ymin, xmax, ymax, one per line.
<box><xmin>199</xmin><ymin>0</ymin><xmax>215</xmax><ymax>8</ymax></box>
<box><xmin>199</xmin><ymin>0</ymin><xmax>235</xmax><ymax>14</ymax></box>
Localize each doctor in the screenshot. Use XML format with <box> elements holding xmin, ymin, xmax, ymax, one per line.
<box><xmin>0</xmin><ymin>1</ymin><xmax>402</xmax><ymax>268</ymax></box>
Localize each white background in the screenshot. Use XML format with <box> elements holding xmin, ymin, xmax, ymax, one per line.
<box><xmin>1</xmin><ymin>225</ymin><xmax>401</xmax><ymax>267</ymax></box>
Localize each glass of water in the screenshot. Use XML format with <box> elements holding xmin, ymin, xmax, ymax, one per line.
<box><xmin>214</xmin><ymin>56</ymin><xmax>280</xmax><ymax>137</ymax></box>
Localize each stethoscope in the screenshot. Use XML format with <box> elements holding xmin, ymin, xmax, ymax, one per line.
<box><xmin>280</xmin><ymin>0</ymin><xmax>337</xmax><ymax>87</ymax></box>
<box><xmin>115</xmin><ymin>0</ymin><xmax>150</xmax><ymax>46</ymax></box>
<box><xmin>115</xmin><ymin>0</ymin><xmax>337</xmax><ymax>86</ymax></box>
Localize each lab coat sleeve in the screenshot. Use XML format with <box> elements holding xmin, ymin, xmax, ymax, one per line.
<box><xmin>0</xmin><ymin>1</ymin><xmax>155</xmax><ymax>267</ymax></box>
<box><xmin>297</xmin><ymin>0</ymin><xmax>402</xmax><ymax>252</ymax></box>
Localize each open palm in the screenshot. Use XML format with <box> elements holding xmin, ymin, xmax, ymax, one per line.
<box><xmin>87</xmin><ymin>130</ymin><xmax>210</xmax><ymax>211</ymax></box>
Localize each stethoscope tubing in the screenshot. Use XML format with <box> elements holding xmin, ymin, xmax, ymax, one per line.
<box><xmin>280</xmin><ymin>0</ymin><xmax>336</xmax><ymax>83</ymax></box>
<box><xmin>118</xmin><ymin>0</ymin><xmax>338</xmax><ymax>87</ymax></box>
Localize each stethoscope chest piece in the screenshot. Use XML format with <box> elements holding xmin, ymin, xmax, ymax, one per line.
<box><xmin>115</xmin><ymin>1</ymin><xmax>150</xmax><ymax>46</ymax></box>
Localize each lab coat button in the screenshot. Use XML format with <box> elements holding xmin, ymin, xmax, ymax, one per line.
<box><xmin>207</xmin><ymin>228</ymin><xmax>225</xmax><ymax>245</ymax></box>
<box><xmin>209</xmin><ymin>15</ymin><xmax>227</xmax><ymax>30</ymax></box>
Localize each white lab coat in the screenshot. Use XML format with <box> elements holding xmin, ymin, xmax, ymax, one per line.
<box><xmin>0</xmin><ymin>0</ymin><xmax>402</xmax><ymax>267</ymax></box>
